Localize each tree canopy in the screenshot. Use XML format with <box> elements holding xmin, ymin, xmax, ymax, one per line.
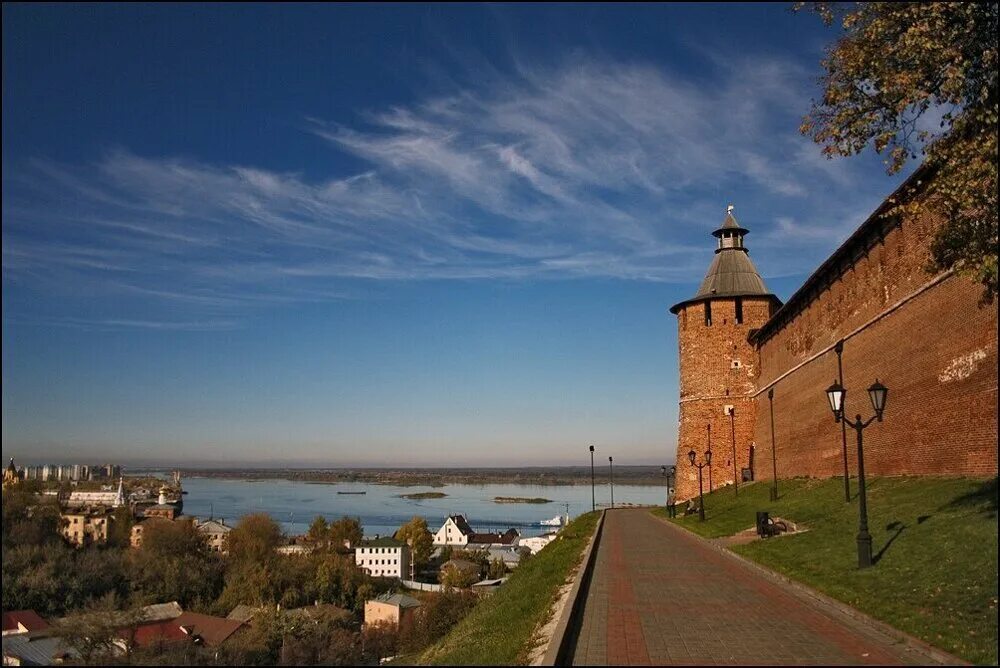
<box><xmin>798</xmin><ymin>2</ymin><xmax>998</xmax><ymax>301</ymax></box>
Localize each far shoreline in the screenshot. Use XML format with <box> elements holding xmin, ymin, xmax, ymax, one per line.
<box><xmin>146</xmin><ymin>465</ymin><xmax>669</xmax><ymax>487</ymax></box>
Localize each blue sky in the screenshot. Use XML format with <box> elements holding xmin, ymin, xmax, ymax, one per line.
<box><xmin>2</xmin><ymin>4</ymin><xmax>908</xmax><ymax>467</ymax></box>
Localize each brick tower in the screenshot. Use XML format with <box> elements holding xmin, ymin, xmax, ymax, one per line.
<box><xmin>670</xmin><ymin>207</ymin><xmax>781</xmax><ymax>502</ymax></box>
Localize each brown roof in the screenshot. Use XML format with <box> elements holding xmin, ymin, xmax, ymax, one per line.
<box><xmin>467</xmin><ymin>528</ymin><xmax>519</xmax><ymax>545</ymax></box>
<box><xmin>171</xmin><ymin>612</ymin><xmax>244</xmax><ymax>647</ymax></box>
<box><xmin>670</xmin><ymin>209</ymin><xmax>778</xmax><ymax>314</ymax></box>
<box><xmin>2</xmin><ymin>610</ymin><xmax>49</xmax><ymax>633</ymax></box>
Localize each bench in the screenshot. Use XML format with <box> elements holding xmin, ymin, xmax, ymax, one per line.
<box><xmin>756</xmin><ymin>511</ymin><xmax>787</xmax><ymax>538</ymax></box>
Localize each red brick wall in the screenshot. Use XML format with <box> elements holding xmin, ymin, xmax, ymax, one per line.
<box><xmin>674</xmin><ymin>297</ymin><xmax>775</xmax><ymax>500</ymax></box>
<box><xmin>751</xmin><ymin>210</ymin><xmax>998</xmax><ymax>483</ymax></box>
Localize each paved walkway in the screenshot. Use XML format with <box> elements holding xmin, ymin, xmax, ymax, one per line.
<box><xmin>569</xmin><ymin>509</ymin><xmax>932</xmax><ymax>666</ymax></box>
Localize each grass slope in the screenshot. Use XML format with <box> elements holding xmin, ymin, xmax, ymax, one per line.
<box><xmin>653</xmin><ymin>476</ymin><xmax>998</xmax><ymax>665</ymax></box>
<box><xmin>418</xmin><ymin>511</ymin><xmax>600</xmax><ymax>666</ymax></box>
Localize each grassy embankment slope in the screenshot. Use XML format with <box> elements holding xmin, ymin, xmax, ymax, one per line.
<box><xmin>653</xmin><ymin>476</ymin><xmax>998</xmax><ymax>665</ymax></box>
<box><xmin>417</xmin><ymin>511</ymin><xmax>600</xmax><ymax>666</ymax></box>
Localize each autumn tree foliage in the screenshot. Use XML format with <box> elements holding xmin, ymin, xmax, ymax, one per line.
<box><xmin>798</xmin><ymin>2</ymin><xmax>998</xmax><ymax>301</ymax></box>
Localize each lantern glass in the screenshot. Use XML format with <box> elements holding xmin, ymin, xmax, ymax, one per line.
<box><xmin>826</xmin><ymin>380</ymin><xmax>845</xmax><ymax>417</ymax></box>
<box><xmin>705</xmin><ymin>449</ymin><xmax>712</xmax><ymax>465</ymax></box>
<box><xmin>867</xmin><ymin>379</ymin><xmax>888</xmax><ymax>418</ymax></box>
<box><xmin>688</xmin><ymin>450</ymin><xmax>696</xmax><ymax>466</ymax></box>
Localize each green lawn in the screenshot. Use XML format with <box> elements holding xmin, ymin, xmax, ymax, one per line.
<box><xmin>417</xmin><ymin>511</ymin><xmax>600</xmax><ymax>665</ymax></box>
<box><xmin>653</xmin><ymin>476</ymin><xmax>998</xmax><ymax>665</ymax></box>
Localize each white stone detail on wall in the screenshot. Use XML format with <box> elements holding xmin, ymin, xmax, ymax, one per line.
<box><xmin>938</xmin><ymin>348</ymin><xmax>988</xmax><ymax>383</ymax></box>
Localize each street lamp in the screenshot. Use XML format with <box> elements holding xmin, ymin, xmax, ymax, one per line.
<box><xmin>825</xmin><ymin>378</ymin><xmax>889</xmax><ymax>569</ymax></box>
<box><xmin>661</xmin><ymin>465</ymin><xmax>676</xmax><ymax>517</ymax></box>
<box><xmin>687</xmin><ymin>449</ymin><xmax>711</xmax><ymax>521</ymax></box>
<box><xmin>608</xmin><ymin>456</ymin><xmax>614</xmax><ymax>509</ymax></box>
<box><xmin>727</xmin><ymin>406</ymin><xmax>738</xmax><ymax>495</ymax></box>
<box><xmin>589</xmin><ymin>445</ymin><xmax>596</xmax><ymax>512</ymax></box>
<box><xmin>706</xmin><ymin>424</ymin><xmax>713</xmax><ymax>491</ymax></box>
<box><xmin>834</xmin><ymin>340</ymin><xmax>851</xmax><ymax>502</ymax></box>
<box><xmin>767</xmin><ymin>388</ymin><xmax>778</xmax><ymax>501</ymax></box>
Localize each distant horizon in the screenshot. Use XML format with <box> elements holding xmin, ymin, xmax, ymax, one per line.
<box><xmin>2</xmin><ymin>455</ymin><xmax>676</xmax><ymax>469</ymax></box>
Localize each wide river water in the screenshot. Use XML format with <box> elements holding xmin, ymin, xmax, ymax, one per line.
<box><xmin>174</xmin><ymin>476</ymin><xmax>666</xmax><ymax>538</ymax></box>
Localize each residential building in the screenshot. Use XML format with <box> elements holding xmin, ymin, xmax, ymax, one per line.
<box><xmin>439</xmin><ymin>558</ymin><xmax>481</xmax><ymax>587</ymax></box>
<box><xmin>467</xmin><ymin>528</ymin><xmax>520</xmax><ymax>548</ymax></box>
<box><xmin>433</xmin><ymin>515</ymin><xmax>475</xmax><ymax>546</ymax></box>
<box><xmin>197</xmin><ymin>518</ymin><xmax>232</xmax><ymax>553</ymax></box>
<box><xmin>2</xmin><ymin>611</ymin><xmax>48</xmax><ymax>637</ymax></box>
<box><xmin>363</xmin><ymin>593</ymin><xmax>421</xmax><ymax>631</ymax></box>
<box><xmin>130</xmin><ymin>612</ymin><xmax>244</xmax><ymax>649</ymax></box>
<box><xmin>61</xmin><ymin>509</ymin><xmax>113</xmax><ymax>547</ymax></box>
<box><xmin>2</xmin><ymin>632</ymin><xmax>76</xmax><ymax>666</ymax></box>
<box><xmin>355</xmin><ymin>537</ymin><xmax>410</xmax><ymax>579</ymax></box>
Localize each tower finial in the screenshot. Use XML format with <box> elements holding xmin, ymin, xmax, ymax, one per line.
<box><xmin>727</xmin><ymin>204</ymin><xmax>734</xmax><ymax>214</ymax></box>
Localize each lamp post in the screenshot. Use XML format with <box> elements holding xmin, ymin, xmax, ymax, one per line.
<box><xmin>608</xmin><ymin>456</ymin><xmax>614</xmax><ymax>509</ymax></box>
<box><xmin>727</xmin><ymin>406</ymin><xmax>738</xmax><ymax>495</ymax></box>
<box><xmin>706</xmin><ymin>424</ymin><xmax>713</xmax><ymax>491</ymax></box>
<box><xmin>768</xmin><ymin>388</ymin><xmax>778</xmax><ymax>501</ymax></box>
<box><xmin>589</xmin><ymin>445</ymin><xmax>596</xmax><ymax>512</ymax></box>
<box><xmin>687</xmin><ymin>449</ymin><xmax>712</xmax><ymax>521</ymax></box>
<box><xmin>825</xmin><ymin>378</ymin><xmax>889</xmax><ymax>569</ymax></box>
<box><xmin>660</xmin><ymin>465</ymin><xmax>675</xmax><ymax>508</ymax></box>
<box><xmin>834</xmin><ymin>340</ymin><xmax>851</xmax><ymax>502</ymax></box>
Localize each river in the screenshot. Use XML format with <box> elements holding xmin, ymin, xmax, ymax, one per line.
<box><xmin>174</xmin><ymin>476</ymin><xmax>667</xmax><ymax>538</ymax></box>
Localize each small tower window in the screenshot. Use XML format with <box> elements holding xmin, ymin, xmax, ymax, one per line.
<box><xmin>704</xmin><ymin>301</ymin><xmax>712</xmax><ymax>326</ymax></box>
<box><xmin>735</xmin><ymin>298</ymin><xmax>744</xmax><ymax>324</ymax></box>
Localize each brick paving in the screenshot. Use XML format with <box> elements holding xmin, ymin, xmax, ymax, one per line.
<box><xmin>569</xmin><ymin>509</ymin><xmax>932</xmax><ymax>666</ymax></box>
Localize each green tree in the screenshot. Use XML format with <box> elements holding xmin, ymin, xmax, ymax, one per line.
<box><xmin>394</xmin><ymin>516</ymin><xmax>434</xmax><ymax>569</ymax></box>
<box><xmin>227</xmin><ymin>513</ymin><xmax>283</xmax><ymax>565</ymax></box>
<box><xmin>307</xmin><ymin>515</ymin><xmax>328</xmax><ymax>548</ymax></box>
<box><xmin>128</xmin><ymin>519</ymin><xmax>223</xmax><ymax>608</ymax></box>
<box><xmin>108</xmin><ymin>505</ymin><xmax>134</xmax><ymax>549</ymax></box>
<box><xmin>798</xmin><ymin>2</ymin><xmax>998</xmax><ymax>301</ymax></box>
<box><xmin>487</xmin><ymin>557</ymin><xmax>507</xmax><ymax>580</ymax></box>
<box><xmin>328</xmin><ymin>516</ymin><xmax>363</xmax><ymax>550</ymax></box>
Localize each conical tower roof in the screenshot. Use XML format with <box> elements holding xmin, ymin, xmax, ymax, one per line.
<box><xmin>670</xmin><ymin>206</ymin><xmax>777</xmax><ymax>313</ymax></box>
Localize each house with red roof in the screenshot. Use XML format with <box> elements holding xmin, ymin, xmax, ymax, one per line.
<box><xmin>1</xmin><ymin>610</ymin><xmax>49</xmax><ymax>636</ymax></box>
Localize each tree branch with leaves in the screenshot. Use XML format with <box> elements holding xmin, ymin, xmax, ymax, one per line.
<box><xmin>798</xmin><ymin>2</ymin><xmax>998</xmax><ymax>302</ymax></box>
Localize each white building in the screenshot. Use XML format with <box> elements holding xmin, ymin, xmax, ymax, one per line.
<box><xmin>355</xmin><ymin>537</ymin><xmax>410</xmax><ymax>579</ymax></box>
<box><xmin>520</xmin><ymin>532</ymin><xmax>558</xmax><ymax>555</ymax></box>
<box><xmin>433</xmin><ymin>515</ymin><xmax>475</xmax><ymax>546</ymax></box>
<box><xmin>66</xmin><ymin>478</ymin><xmax>126</xmax><ymax>508</ymax></box>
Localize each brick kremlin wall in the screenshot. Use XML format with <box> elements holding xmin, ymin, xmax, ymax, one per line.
<box><xmin>749</xmin><ymin>207</ymin><xmax>998</xmax><ymax>484</ymax></box>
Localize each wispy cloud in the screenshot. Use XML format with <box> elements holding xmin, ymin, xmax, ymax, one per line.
<box><xmin>3</xmin><ymin>55</ymin><xmax>888</xmax><ymax>327</ymax></box>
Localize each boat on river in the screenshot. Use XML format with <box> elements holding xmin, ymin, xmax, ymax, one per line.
<box><xmin>337</xmin><ymin>491</ymin><xmax>367</xmax><ymax>495</ymax></box>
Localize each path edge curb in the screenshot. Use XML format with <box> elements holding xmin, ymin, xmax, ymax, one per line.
<box><xmin>540</xmin><ymin>508</ymin><xmax>606</xmax><ymax>666</ymax></box>
<box><xmin>650</xmin><ymin>510</ymin><xmax>969</xmax><ymax>666</ymax></box>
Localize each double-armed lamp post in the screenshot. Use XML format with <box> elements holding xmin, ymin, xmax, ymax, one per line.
<box><xmin>825</xmin><ymin>378</ymin><xmax>889</xmax><ymax>569</ymax></box>
<box><xmin>687</xmin><ymin>448</ymin><xmax>711</xmax><ymax>521</ymax></box>
<box><xmin>660</xmin><ymin>465</ymin><xmax>675</xmax><ymax>506</ymax></box>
